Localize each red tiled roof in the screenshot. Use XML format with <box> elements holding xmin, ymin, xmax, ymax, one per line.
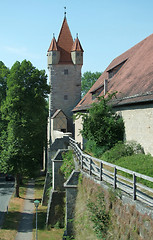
<box><xmin>48</xmin><ymin>17</ymin><xmax>84</xmax><ymax>64</ymax></box>
<box><xmin>73</xmin><ymin>34</ymin><xmax>153</xmax><ymax>112</ymax></box>
<box><xmin>71</xmin><ymin>37</ymin><xmax>84</xmax><ymax>52</ymax></box>
<box><xmin>57</xmin><ymin>17</ymin><xmax>73</xmax><ymax>64</ymax></box>
<box><xmin>48</xmin><ymin>37</ymin><xmax>58</xmax><ymax>51</ymax></box>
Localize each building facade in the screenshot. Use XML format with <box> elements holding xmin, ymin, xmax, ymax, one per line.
<box><xmin>73</xmin><ymin>34</ymin><xmax>153</xmax><ymax>155</ymax></box>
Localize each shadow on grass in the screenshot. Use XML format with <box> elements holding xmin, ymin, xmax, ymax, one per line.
<box><xmin>33</xmin><ymin>209</ymin><xmax>47</xmax><ymax>230</ymax></box>
<box><xmin>1</xmin><ymin>211</ymin><xmax>33</xmax><ymax>231</ymax></box>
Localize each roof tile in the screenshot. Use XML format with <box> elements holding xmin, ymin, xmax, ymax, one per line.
<box><xmin>73</xmin><ymin>34</ymin><xmax>153</xmax><ymax>111</ymax></box>
<box><xmin>57</xmin><ymin>17</ymin><xmax>73</xmax><ymax>64</ymax></box>
<box><xmin>48</xmin><ymin>37</ymin><xmax>58</xmax><ymax>51</ymax></box>
<box><xmin>71</xmin><ymin>37</ymin><xmax>84</xmax><ymax>52</ymax></box>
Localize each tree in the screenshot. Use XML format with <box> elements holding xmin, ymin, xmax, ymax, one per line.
<box><xmin>80</xmin><ymin>93</ymin><xmax>124</xmax><ymax>151</ymax></box>
<box><xmin>0</xmin><ymin>62</ymin><xmax>9</xmax><ymax>152</ymax></box>
<box><xmin>0</xmin><ymin>60</ymin><xmax>50</xmax><ymax>197</ymax></box>
<box><xmin>81</xmin><ymin>71</ymin><xmax>102</xmax><ymax>97</ymax></box>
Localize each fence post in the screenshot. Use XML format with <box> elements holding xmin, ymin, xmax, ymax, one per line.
<box><xmin>100</xmin><ymin>162</ymin><xmax>103</xmax><ymax>181</ymax></box>
<box><xmin>133</xmin><ymin>173</ymin><xmax>136</xmax><ymax>200</ymax></box>
<box><xmin>114</xmin><ymin>167</ymin><xmax>117</xmax><ymax>189</ymax></box>
<box><xmin>81</xmin><ymin>155</ymin><xmax>83</xmax><ymax>169</ymax></box>
<box><xmin>89</xmin><ymin>158</ymin><xmax>92</xmax><ymax>175</ymax></box>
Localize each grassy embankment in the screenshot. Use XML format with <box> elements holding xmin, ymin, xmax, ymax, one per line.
<box><xmin>86</xmin><ymin>141</ymin><xmax>153</xmax><ymax>187</ymax></box>
<box><xmin>101</xmin><ymin>142</ymin><xmax>153</xmax><ymax>188</ymax></box>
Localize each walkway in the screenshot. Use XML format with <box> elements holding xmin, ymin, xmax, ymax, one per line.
<box><xmin>15</xmin><ymin>180</ymin><xmax>35</xmax><ymax>240</ymax></box>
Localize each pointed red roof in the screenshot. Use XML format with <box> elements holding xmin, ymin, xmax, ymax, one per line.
<box><xmin>48</xmin><ymin>37</ymin><xmax>58</xmax><ymax>51</ymax></box>
<box><xmin>71</xmin><ymin>37</ymin><xmax>84</xmax><ymax>52</ymax></box>
<box><xmin>57</xmin><ymin>17</ymin><xmax>73</xmax><ymax>63</ymax></box>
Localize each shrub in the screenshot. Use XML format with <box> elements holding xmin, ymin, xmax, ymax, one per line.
<box><xmin>87</xmin><ymin>191</ymin><xmax>110</xmax><ymax>239</ymax></box>
<box><xmin>81</xmin><ymin>93</ymin><xmax>124</xmax><ymax>150</ymax></box>
<box><xmin>85</xmin><ymin>140</ymin><xmax>109</xmax><ymax>157</ymax></box>
<box><xmin>101</xmin><ymin>141</ymin><xmax>144</xmax><ymax>163</ymax></box>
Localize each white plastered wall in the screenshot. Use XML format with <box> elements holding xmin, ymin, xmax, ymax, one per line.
<box><xmin>116</xmin><ymin>104</ymin><xmax>153</xmax><ymax>155</ymax></box>
<box><xmin>74</xmin><ymin>114</ymin><xmax>84</xmax><ymax>149</ymax></box>
<box><xmin>74</xmin><ymin>103</ymin><xmax>153</xmax><ymax>155</ymax></box>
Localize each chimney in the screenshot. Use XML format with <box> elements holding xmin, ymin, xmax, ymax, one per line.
<box><xmin>104</xmin><ymin>79</ymin><xmax>108</xmax><ymax>95</ymax></box>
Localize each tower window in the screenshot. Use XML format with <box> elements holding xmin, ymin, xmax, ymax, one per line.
<box><xmin>64</xmin><ymin>95</ymin><xmax>68</xmax><ymax>100</ymax></box>
<box><xmin>64</xmin><ymin>69</ymin><xmax>68</xmax><ymax>75</ymax></box>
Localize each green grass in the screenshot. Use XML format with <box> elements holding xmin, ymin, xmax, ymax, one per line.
<box><xmin>115</xmin><ymin>154</ymin><xmax>153</xmax><ymax>187</ymax></box>
<box><xmin>98</xmin><ymin>142</ymin><xmax>153</xmax><ymax>188</ymax></box>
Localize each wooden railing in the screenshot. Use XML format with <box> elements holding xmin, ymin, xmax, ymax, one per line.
<box><xmin>69</xmin><ymin>137</ymin><xmax>153</xmax><ymax>207</ymax></box>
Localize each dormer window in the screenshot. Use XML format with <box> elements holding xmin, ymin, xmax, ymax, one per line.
<box><xmin>107</xmin><ymin>59</ymin><xmax>127</xmax><ymax>79</ymax></box>
<box><xmin>90</xmin><ymin>84</ymin><xmax>104</xmax><ymax>100</ymax></box>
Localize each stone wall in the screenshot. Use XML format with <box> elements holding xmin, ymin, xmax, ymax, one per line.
<box><xmin>64</xmin><ymin>170</ymin><xmax>80</xmax><ymax>236</ymax></box>
<box><xmin>49</xmin><ymin>64</ymin><xmax>82</xmax><ymax>132</ymax></box>
<box><xmin>46</xmin><ymin>149</ymin><xmax>67</xmax><ymax>226</ymax></box>
<box><xmin>73</xmin><ymin>173</ymin><xmax>153</xmax><ymax>240</ymax></box>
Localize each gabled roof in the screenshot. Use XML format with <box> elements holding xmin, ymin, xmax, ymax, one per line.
<box><xmin>73</xmin><ymin>34</ymin><xmax>153</xmax><ymax>112</ymax></box>
<box><xmin>57</xmin><ymin>17</ymin><xmax>73</xmax><ymax>64</ymax></box>
<box><xmin>71</xmin><ymin>37</ymin><xmax>84</xmax><ymax>52</ymax></box>
<box><xmin>48</xmin><ymin>37</ymin><xmax>58</xmax><ymax>51</ymax></box>
<box><xmin>51</xmin><ymin>109</ymin><xmax>67</xmax><ymax>119</ymax></box>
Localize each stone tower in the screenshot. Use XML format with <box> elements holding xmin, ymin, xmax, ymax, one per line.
<box><xmin>47</xmin><ymin>16</ymin><xmax>83</xmax><ymax>138</ymax></box>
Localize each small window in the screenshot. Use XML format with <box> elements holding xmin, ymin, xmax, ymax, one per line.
<box><xmin>64</xmin><ymin>69</ymin><xmax>68</xmax><ymax>75</ymax></box>
<box><xmin>64</xmin><ymin>95</ymin><xmax>68</xmax><ymax>100</ymax></box>
<box><xmin>91</xmin><ymin>85</ymin><xmax>104</xmax><ymax>100</ymax></box>
<box><xmin>76</xmin><ymin>52</ymin><xmax>80</xmax><ymax>56</ymax></box>
<box><xmin>53</xmin><ymin>52</ymin><xmax>56</xmax><ymax>56</ymax></box>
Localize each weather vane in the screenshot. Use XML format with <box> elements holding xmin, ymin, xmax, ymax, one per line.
<box><xmin>64</xmin><ymin>6</ymin><xmax>66</xmax><ymax>18</ymax></box>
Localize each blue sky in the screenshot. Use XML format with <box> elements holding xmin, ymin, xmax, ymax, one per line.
<box><xmin>1</xmin><ymin>0</ymin><xmax>153</xmax><ymax>77</ymax></box>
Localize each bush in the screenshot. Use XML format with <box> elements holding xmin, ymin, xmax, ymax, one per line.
<box><xmin>101</xmin><ymin>141</ymin><xmax>144</xmax><ymax>163</ymax></box>
<box><xmin>85</xmin><ymin>140</ymin><xmax>109</xmax><ymax>157</ymax></box>
<box><xmin>81</xmin><ymin>93</ymin><xmax>124</xmax><ymax>150</ymax></box>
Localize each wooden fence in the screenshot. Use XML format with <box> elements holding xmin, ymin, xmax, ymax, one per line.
<box><xmin>69</xmin><ymin>137</ymin><xmax>153</xmax><ymax>207</ymax></box>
